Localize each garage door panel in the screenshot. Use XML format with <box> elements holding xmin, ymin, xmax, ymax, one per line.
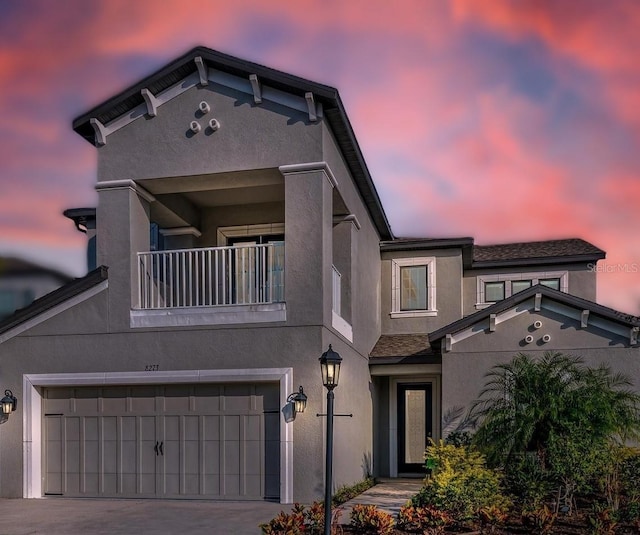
<box><xmin>121</xmin><ymin>417</ymin><xmax>136</xmax><ymax>441</ymax></box>
<box><xmin>203</xmin><ymin>415</ymin><xmax>220</xmax><ymax>440</ymax></box>
<box><xmin>130</xmin><ymin>386</ymin><xmax>157</xmax><ymax>412</ymax></box>
<box><xmin>43</xmin><ymin>382</ymin><xmax>279</xmax><ymax>500</ymax></box>
<box><xmin>184</xmin><ymin>440</ymin><xmax>199</xmax><ymax>473</ymax></box>
<box><xmin>223</xmin><ymin>440</ymin><xmax>241</xmax><ymax>475</ymax></box>
<box><xmin>203</xmin><ymin>474</ymin><xmax>220</xmax><ymax>495</ymax></box>
<box><xmin>222</xmin><ymin>385</ymin><xmax>252</xmax><ymax>410</ymax></box>
<box><xmin>194</xmin><ymin>385</ymin><xmax>221</xmax><ymax>411</ymax></box>
<box><xmin>103</xmin><ymin>473</ymin><xmax>117</xmax><ymax>494</ymax></box>
<box><xmin>224</xmin><ymin>415</ymin><xmax>240</xmax><ymax>440</ymax></box>
<box><xmin>103</xmin><ymin>439</ymin><xmax>117</xmax><ymax>473</ymax></box>
<box><xmin>184</xmin><ymin>415</ymin><xmax>199</xmax><ymax>440</ymax></box>
<box><xmin>204</xmin><ymin>441</ymin><xmax>220</xmax><ymax>474</ymax></box>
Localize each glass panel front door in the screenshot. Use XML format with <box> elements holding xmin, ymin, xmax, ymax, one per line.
<box><xmin>397</xmin><ymin>383</ymin><xmax>432</xmax><ymax>473</ymax></box>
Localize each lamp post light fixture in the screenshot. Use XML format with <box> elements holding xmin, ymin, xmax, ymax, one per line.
<box><xmin>319</xmin><ymin>344</ymin><xmax>342</xmax><ymax>535</ymax></box>
<box><xmin>287</xmin><ymin>385</ymin><xmax>308</xmax><ymax>416</ymax></box>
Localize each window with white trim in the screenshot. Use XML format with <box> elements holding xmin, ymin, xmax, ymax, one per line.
<box><xmin>477</xmin><ymin>271</ymin><xmax>568</xmax><ymax>307</ymax></box>
<box><xmin>391</xmin><ymin>257</ymin><xmax>437</xmax><ymax>317</ymax></box>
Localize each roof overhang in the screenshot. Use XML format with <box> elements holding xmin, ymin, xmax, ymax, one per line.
<box><xmin>429</xmin><ymin>284</ymin><xmax>640</xmax><ymax>352</ymax></box>
<box><xmin>72</xmin><ymin>46</ymin><xmax>393</xmax><ymax>240</ymax></box>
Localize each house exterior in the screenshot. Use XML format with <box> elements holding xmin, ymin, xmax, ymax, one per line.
<box><xmin>0</xmin><ymin>257</ymin><xmax>71</xmax><ymax>320</ymax></box>
<box><xmin>0</xmin><ymin>47</ymin><xmax>638</xmax><ymax>504</ymax></box>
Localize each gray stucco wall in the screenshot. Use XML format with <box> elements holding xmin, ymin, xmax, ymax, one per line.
<box><xmin>97</xmin><ymin>84</ymin><xmax>322</xmax><ymax>181</ymax></box>
<box><xmin>0</xmin><ymin>287</ymin><xmax>375</xmax><ymax>502</ymax></box>
<box><xmin>0</xmin><ymin>78</ymin><xmax>384</xmax><ymax>502</ymax></box>
<box><xmin>381</xmin><ymin>248</ymin><xmax>463</xmax><ymax>335</ymax></box>
<box><xmin>441</xmin><ymin>307</ymin><xmax>640</xmax><ymax>437</ymax></box>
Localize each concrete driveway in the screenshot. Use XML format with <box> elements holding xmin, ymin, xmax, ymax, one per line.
<box><xmin>0</xmin><ymin>498</ymin><xmax>286</xmax><ymax>534</ymax></box>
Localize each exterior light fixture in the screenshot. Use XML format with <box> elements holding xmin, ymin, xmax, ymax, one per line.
<box><xmin>319</xmin><ymin>344</ymin><xmax>342</xmax><ymax>535</ymax></box>
<box><xmin>1</xmin><ymin>390</ymin><xmax>17</xmax><ymax>415</ymax></box>
<box><xmin>287</xmin><ymin>386</ymin><xmax>308</xmax><ymax>415</ymax></box>
<box><xmin>319</xmin><ymin>344</ymin><xmax>342</xmax><ymax>390</ymax></box>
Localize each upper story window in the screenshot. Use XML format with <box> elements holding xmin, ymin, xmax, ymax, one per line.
<box><xmin>477</xmin><ymin>271</ymin><xmax>567</xmax><ymax>307</ymax></box>
<box><xmin>391</xmin><ymin>257</ymin><xmax>437</xmax><ymax>318</ymax></box>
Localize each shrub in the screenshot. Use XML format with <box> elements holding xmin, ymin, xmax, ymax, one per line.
<box><xmin>504</xmin><ymin>453</ymin><xmax>552</xmax><ymax>509</ymax></box>
<box><xmin>260</xmin><ymin>502</ymin><xmax>341</xmax><ymax>534</ymax></box>
<box><xmin>620</xmin><ymin>448</ymin><xmax>640</xmax><ymax>503</ymax></box>
<box><xmin>586</xmin><ymin>503</ymin><xmax>618</xmax><ymax>535</ymax></box>
<box><xmin>476</xmin><ymin>505</ymin><xmax>508</xmax><ymax>534</ymax></box>
<box><xmin>332</xmin><ymin>477</ymin><xmax>375</xmax><ymax>506</ymax></box>
<box><xmin>521</xmin><ymin>505</ymin><xmax>557</xmax><ymax>535</ymax></box>
<box><xmin>260</xmin><ymin>503</ymin><xmax>306</xmax><ymax>534</ymax></box>
<box><xmin>397</xmin><ymin>504</ymin><xmax>453</xmax><ymax>533</ymax></box>
<box><xmin>413</xmin><ymin>440</ymin><xmax>509</xmax><ymax>522</ymax></box>
<box><xmin>349</xmin><ymin>504</ymin><xmax>395</xmax><ymax>535</ymax></box>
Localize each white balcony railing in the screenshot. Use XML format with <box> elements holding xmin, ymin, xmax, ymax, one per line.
<box><xmin>137</xmin><ymin>242</ymin><xmax>284</xmax><ymax>309</ymax></box>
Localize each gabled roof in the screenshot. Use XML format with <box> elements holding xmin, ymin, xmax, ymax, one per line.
<box><xmin>472</xmin><ymin>238</ymin><xmax>605</xmax><ymax>268</ymax></box>
<box><xmin>72</xmin><ymin>46</ymin><xmax>393</xmax><ymax>240</ymax></box>
<box><xmin>429</xmin><ymin>283</ymin><xmax>640</xmax><ymax>346</ymax></box>
<box><xmin>0</xmin><ymin>266</ymin><xmax>108</xmax><ymax>336</ymax></box>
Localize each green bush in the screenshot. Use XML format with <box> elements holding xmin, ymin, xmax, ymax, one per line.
<box><xmin>332</xmin><ymin>477</ymin><xmax>375</xmax><ymax>506</ymax></box>
<box><xmin>413</xmin><ymin>440</ymin><xmax>509</xmax><ymax>522</ymax></box>
<box><xmin>504</xmin><ymin>453</ymin><xmax>553</xmax><ymax>509</ymax></box>
<box><xmin>349</xmin><ymin>504</ymin><xmax>395</xmax><ymax>535</ymax></box>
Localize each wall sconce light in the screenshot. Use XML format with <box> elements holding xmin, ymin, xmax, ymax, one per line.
<box><xmin>287</xmin><ymin>385</ymin><xmax>308</xmax><ymax>415</ymax></box>
<box><xmin>1</xmin><ymin>390</ymin><xmax>17</xmax><ymax>417</ymax></box>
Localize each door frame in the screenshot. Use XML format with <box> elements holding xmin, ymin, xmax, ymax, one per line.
<box><xmin>389</xmin><ymin>375</ymin><xmax>440</xmax><ymax>477</ymax></box>
<box><xmin>397</xmin><ymin>382</ymin><xmax>433</xmax><ymax>473</ymax></box>
<box><xmin>23</xmin><ymin>367</ymin><xmax>294</xmax><ymax>503</ymax></box>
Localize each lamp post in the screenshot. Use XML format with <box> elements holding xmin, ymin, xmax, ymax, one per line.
<box><xmin>319</xmin><ymin>344</ymin><xmax>342</xmax><ymax>535</ymax></box>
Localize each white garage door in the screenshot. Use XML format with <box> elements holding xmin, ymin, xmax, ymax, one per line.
<box><xmin>43</xmin><ymin>383</ymin><xmax>280</xmax><ymax>500</ymax></box>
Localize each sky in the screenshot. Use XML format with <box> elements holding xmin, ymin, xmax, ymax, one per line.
<box><xmin>0</xmin><ymin>0</ymin><xmax>639</xmax><ymax>314</ymax></box>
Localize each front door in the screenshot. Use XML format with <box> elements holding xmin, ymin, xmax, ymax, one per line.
<box><xmin>397</xmin><ymin>383</ymin><xmax>432</xmax><ymax>473</ymax></box>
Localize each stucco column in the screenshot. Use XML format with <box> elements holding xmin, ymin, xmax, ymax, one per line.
<box><xmin>280</xmin><ymin>163</ymin><xmax>335</xmax><ymax>328</ymax></box>
<box><xmin>96</xmin><ymin>180</ymin><xmax>152</xmax><ymax>331</ymax></box>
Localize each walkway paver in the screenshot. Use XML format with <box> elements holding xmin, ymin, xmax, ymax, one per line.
<box><xmin>336</xmin><ymin>478</ymin><xmax>423</xmax><ymax>524</ymax></box>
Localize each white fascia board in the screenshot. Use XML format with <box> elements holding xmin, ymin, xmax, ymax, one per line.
<box><xmin>451</xmin><ymin>301</ymin><xmax>532</xmax><ymax>346</ymax></box>
<box><xmin>0</xmin><ymin>281</ymin><xmax>108</xmax><ymax>344</ymax></box>
<box><xmin>541</xmin><ymin>300</ymin><xmax>631</xmax><ymax>339</ymax></box>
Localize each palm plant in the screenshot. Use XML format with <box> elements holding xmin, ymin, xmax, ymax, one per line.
<box><xmin>471</xmin><ymin>352</ymin><xmax>640</xmax><ymax>467</ymax></box>
<box><xmin>470</xmin><ymin>351</ymin><xmax>640</xmax><ymax>512</ymax></box>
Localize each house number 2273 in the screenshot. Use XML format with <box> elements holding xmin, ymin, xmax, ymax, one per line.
<box><xmin>144</xmin><ymin>364</ymin><xmax>160</xmax><ymax>371</ymax></box>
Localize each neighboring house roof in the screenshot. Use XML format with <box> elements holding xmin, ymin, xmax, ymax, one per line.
<box><xmin>0</xmin><ymin>257</ymin><xmax>72</xmax><ymax>282</ymax></box>
<box><xmin>0</xmin><ymin>266</ymin><xmax>108</xmax><ymax>336</ymax></box>
<box><xmin>71</xmin><ymin>46</ymin><xmax>393</xmax><ymax>240</ymax></box>
<box><xmin>472</xmin><ymin>238</ymin><xmax>605</xmax><ymax>268</ymax></box>
<box><xmin>429</xmin><ymin>283</ymin><xmax>640</xmax><ymax>346</ymax></box>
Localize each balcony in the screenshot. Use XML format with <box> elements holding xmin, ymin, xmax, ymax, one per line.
<box><xmin>137</xmin><ymin>242</ymin><xmax>284</xmax><ymax>311</ymax></box>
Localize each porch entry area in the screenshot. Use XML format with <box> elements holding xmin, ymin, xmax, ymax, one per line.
<box><xmin>373</xmin><ymin>373</ymin><xmax>440</xmax><ymax>478</ymax></box>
